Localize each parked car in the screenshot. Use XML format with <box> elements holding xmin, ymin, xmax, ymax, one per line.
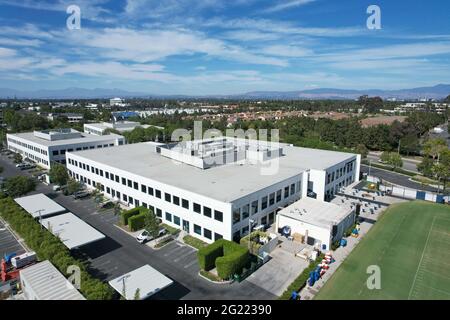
<box><xmin>72</xmin><ymin>190</ymin><xmax>90</xmax><ymax>199</ymax></box>
<box><xmin>136</xmin><ymin>228</ymin><xmax>167</xmax><ymax>244</ymax></box>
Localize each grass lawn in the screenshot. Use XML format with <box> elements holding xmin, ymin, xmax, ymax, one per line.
<box><xmin>315</xmin><ymin>201</ymin><xmax>450</xmax><ymax>300</ymax></box>
<box><xmin>183</xmin><ymin>235</ymin><xmax>208</xmax><ymax>250</ymax></box>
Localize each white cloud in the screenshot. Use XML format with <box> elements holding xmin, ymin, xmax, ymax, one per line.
<box><xmin>262</xmin><ymin>0</ymin><xmax>316</xmax><ymax>13</ymax></box>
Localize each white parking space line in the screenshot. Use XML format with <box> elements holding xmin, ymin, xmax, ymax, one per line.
<box><xmin>183</xmin><ymin>259</ymin><xmax>198</xmax><ymax>269</ymax></box>
<box><xmin>173</xmin><ymin>249</ymin><xmax>196</xmax><ymax>263</ymax></box>
<box><xmin>163</xmin><ymin>244</ymin><xmax>186</xmax><ymax>256</ymax></box>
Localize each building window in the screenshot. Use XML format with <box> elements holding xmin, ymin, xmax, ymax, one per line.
<box><xmin>261</xmin><ymin>196</ymin><xmax>268</xmax><ymax>210</ymax></box>
<box><xmin>203</xmin><ymin>206</ymin><xmax>212</xmax><ymax>218</ymax></box>
<box><xmin>242</xmin><ymin>226</ymin><xmax>249</xmax><ymax>236</ymax></box>
<box><xmin>269</xmin><ymin>193</ymin><xmax>275</xmax><ymax>206</ymax></box>
<box><xmin>204</xmin><ymin>228</ymin><xmax>212</xmax><ymax>240</ymax></box>
<box><xmin>122</xmin><ymin>177</ymin><xmax>126</xmax><ymax>185</ymax></box>
<box><xmin>233</xmin><ymin>208</ymin><xmax>240</xmax><ymax>224</ymax></box>
<box><xmin>214</xmin><ymin>210</ymin><xmax>223</xmax><ymax>222</ymax></box>
<box><xmin>115</xmin><ymin>175</ymin><xmax>119</xmax><ymax>183</ymax></box>
<box><xmin>156</xmin><ymin>208</ymin><xmax>162</xmax><ymax>217</ymax></box>
<box><xmin>141</xmin><ymin>185</ymin><xmax>147</xmax><ymax>193</ymax></box>
<box><xmin>193</xmin><ymin>203</ymin><xmax>201</xmax><ymax>213</ymax></box>
<box><xmin>290</xmin><ymin>183</ymin><xmax>295</xmax><ymax>195</ymax></box>
<box><xmin>123</xmin><ymin>194</ymin><xmax>128</xmax><ymax>202</ymax></box>
<box><xmin>52</xmin><ymin>150</ymin><xmax>59</xmax><ymax>156</ymax></box>
<box><xmin>165</xmin><ymin>212</ymin><xmax>172</xmax><ymax>222</ymax></box>
<box><xmin>173</xmin><ymin>196</ymin><xmax>180</xmax><ymax>206</ymax></box>
<box><xmin>284</xmin><ymin>186</ymin><xmax>289</xmax><ymax>198</ymax></box>
<box><xmin>105</xmin><ymin>172</ymin><xmax>109</xmax><ymax>179</ymax></box>
<box><xmin>148</xmin><ymin>187</ymin><xmax>154</xmax><ymax>196</ymax></box>
<box><xmin>276</xmin><ymin>190</ymin><xmax>282</xmax><ymax>202</ymax></box>
<box><xmin>133</xmin><ymin>182</ymin><xmax>138</xmax><ymax>190</ymax></box>
<box><xmin>242</xmin><ymin>204</ymin><xmax>249</xmax><ymax>219</ymax></box>
<box><xmin>165</xmin><ymin>193</ymin><xmax>171</xmax><ymax>202</ymax></box>
<box><xmin>194</xmin><ymin>224</ymin><xmax>202</xmax><ymax>235</ymax></box>
<box><xmin>127</xmin><ymin>179</ymin><xmax>132</xmax><ymax>187</ymax></box>
<box><xmin>214</xmin><ymin>233</ymin><xmax>223</xmax><ymax>241</ymax></box>
<box><xmin>251</xmin><ymin>200</ymin><xmax>258</xmax><ymax>215</ymax></box>
<box><xmin>134</xmin><ymin>199</ymin><xmax>139</xmax><ymax>207</ymax></box>
<box><xmin>182</xmin><ymin>199</ymin><xmax>189</xmax><ymax>209</ymax></box>
<box><xmin>155</xmin><ymin>190</ymin><xmax>161</xmax><ymax>198</ymax></box>
<box><xmin>173</xmin><ymin>215</ymin><xmax>180</xmax><ymax>226</ymax></box>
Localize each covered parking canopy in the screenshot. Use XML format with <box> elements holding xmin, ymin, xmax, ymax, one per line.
<box><xmin>14</xmin><ymin>193</ymin><xmax>66</xmax><ymax>218</ymax></box>
<box><xmin>109</xmin><ymin>265</ymin><xmax>173</xmax><ymax>300</ymax></box>
<box><xmin>40</xmin><ymin>212</ymin><xmax>105</xmax><ymax>250</ymax></box>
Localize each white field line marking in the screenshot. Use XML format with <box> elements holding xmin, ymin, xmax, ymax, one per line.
<box><xmin>408</xmin><ymin>216</ymin><xmax>436</xmax><ymax>300</ymax></box>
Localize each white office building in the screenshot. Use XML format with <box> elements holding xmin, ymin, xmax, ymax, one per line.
<box><xmin>6</xmin><ymin>128</ymin><xmax>125</xmax><ymax>169</ymax></box>
<box><xmin>66</xmin><ymin>137</ymin><xmax>360</xmax><ymax>243</ymax></box>
<box><xmin>84</xmin><ymin>121</ymin><xmax>162</xmax><ymax>136</ymax></box>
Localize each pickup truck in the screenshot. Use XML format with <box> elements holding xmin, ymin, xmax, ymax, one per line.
<box><xmin>136</xmin><ymin>228</ymin><xmax>167</xmax><ymax>244</ymax></box>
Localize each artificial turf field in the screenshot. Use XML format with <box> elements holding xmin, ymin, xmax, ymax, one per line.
<box><xmin>315</xmin><ymin>201</ymin><xmax>450</xmax><ymax>300</ymax></box>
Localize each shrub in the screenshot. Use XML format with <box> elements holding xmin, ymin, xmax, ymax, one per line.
<box><xmin>198</xmin><ymin>240</ymin><xmax>224</xmax><ymax>271</ymax></box>
<box><xmin>216</xmin><ymin>243</ymin><xmax>249</xmax><ymax>280</ymax></box>
<box><xmin>128</xmin><ymin>212</ymin><xmax>147</xmax><ymax>231</ymax></box>
<box><xmin>121</xmin><ymin>207</ymin><xmax>144</xmax><ymax>225</ymax></box>
<box><xmin>0</xmin><ymin>197</ymin><xmax>113</xmax><ymax>300</ymax></box>
<box><xmin>197</xmin><ymin>238</ymin><xmax>250</xmax><ymax>279</ymax></box>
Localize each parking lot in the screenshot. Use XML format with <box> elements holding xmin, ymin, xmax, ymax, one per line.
<box><xmin>0</xmin><ymin>153</ymin><xmax>277</xmax><ymax>300</ymax></box>
<box><xmin>0</xmin><ymin>220</ymin><xmax>26</xmax><ymax>259</ymax></box>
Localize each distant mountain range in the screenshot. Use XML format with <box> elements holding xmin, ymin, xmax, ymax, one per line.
<box><xmin>0</xmin><ymin>84</ymin><xmax>449</xmax><ymax>100</ymax></box>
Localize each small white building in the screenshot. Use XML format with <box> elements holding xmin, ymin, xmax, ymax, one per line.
<box><xmin>84</xmin><ymin>121</ymin><xmax>162</xmax><ymax>136</ymax></box>
<box><xmin>19</xmin><ymin>260</ymin><xmax>85</xmax><ymax>300</ymax></box>
<box><xmin>110</xmin><ymin>97</ymin><xmax>125</xmax><ymax>107</ymax></box>
<box><xmin>276</xmin><ymin>197</ymin><xmax>355</xmax><ymax>251</ymax></box>
<box><xmin>6</xmin><ymin>128</ymin><xmax>125</xmax><ymax>169</ymax></box>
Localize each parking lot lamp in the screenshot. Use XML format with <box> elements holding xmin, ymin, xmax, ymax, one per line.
<box><xmin>248</xmin><ymin>219</ymin><xmax>255</xmax><ymax>252</ymax></box>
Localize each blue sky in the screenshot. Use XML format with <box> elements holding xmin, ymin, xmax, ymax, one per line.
<box><xmin>0</xmin><ymin>0</ymin><xmax>449</xmax><ymax>95</ymax></box>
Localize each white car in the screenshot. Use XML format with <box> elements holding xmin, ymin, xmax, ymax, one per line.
<box><xmin>136</xmin><ymin>228</ymin><xmax>167</xmax><ymax>244</ymax></box>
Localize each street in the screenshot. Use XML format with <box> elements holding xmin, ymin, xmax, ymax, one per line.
<box><xmin>367</xmin><ymin>152</ymin><xmax>419</xmax><ymax>173</ymax></box>
<box><xmin>0</xmin><ymin>154</ymin><xmax>276</xmax><ymax>300</ymax></box>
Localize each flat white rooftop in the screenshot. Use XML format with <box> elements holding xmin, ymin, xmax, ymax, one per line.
<box><xmin>15</xmin><ymin>193</ymin><xmax>66</xmax><ymax>218</ymax></box>
<box><xmin>278</xmin><ymin>197</ymin><xmax>353</xmax><ymax>229</ymax></box>
<box><xmin>40</xmin><ymin>212</ymin><xmax>105</xmax><ymax>250</ymax></box>
<box><xmin>69</xmin><ymin>142</ymin><xmax>305</xmax><ymax>202</ymax></box>
<box><xmin>8</xmin><ymin>131</ymin><xmax>123</xmax><ymax>147</ymax></box>
<box><xmin>109</xmin><ymin>265</ymin><xmax>173</xmax><ymax>300</ymax></box>
<box><xmin>19</xmin><ymin>260</ymin><xmax>85</xmax><ymax>300</ymax></box>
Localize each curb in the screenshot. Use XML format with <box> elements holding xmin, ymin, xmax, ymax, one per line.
<box><xmin>198</xmin><ymin>271</ymin><xmax>233</xmax><ymax>285</ymax></box>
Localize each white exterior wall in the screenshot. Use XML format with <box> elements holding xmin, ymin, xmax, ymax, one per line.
<box><xmin>6</xmin><ymin>133</ymin><xmax>51</xmax><ymax>168</ymax></box>
<box><xmin>6</xmin><ymin>133</ymin><xmax>125</xmax><ymax>170</ymax></box>
<box><xmin>66</xmin><ymin>152</ymin><xmax>232</xmax><ymax>243</ymax></box>
<box><xmin>276</xmin><ymin>210</ymin><xmax>355</xmax><ymax>250</ymax></box>
<box><xmin>230</xmin><ymin>173</ymin><xmax>304</xmax><ymax>240</ymax></box>
<box><xmin>308</xmin><ymin>154</ymin><xmax>360</xmax><ymax>202</ymax></box>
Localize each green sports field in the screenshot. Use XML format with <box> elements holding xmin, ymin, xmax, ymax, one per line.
<box><xmin>315</xmin><ymin>201</ymin><xmax>450</xmax><ymax>300</ymax></box>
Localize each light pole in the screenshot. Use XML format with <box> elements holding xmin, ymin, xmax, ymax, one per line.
<box><xmin>368</xmin><ymin>159</ymin><xmax>372</xmax><ymax>177</ymax></box>
<box><xmin>35</xmin><ymin>209</ymin><xmax>45</xmax><ymax>229</ymax></box>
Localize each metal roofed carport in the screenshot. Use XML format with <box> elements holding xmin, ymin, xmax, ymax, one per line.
<box><xmin>108</xmin><ymin>265</ymin><xmax>174</xmax><ymax>300</ymax></box>
<box><xmin>19</xmin><ymin>260</ymin><xmax>85</xmax><ymax>300</ymax></box>
<box><xmin>14</xmin><ymin>193</ymin><xmax>67</xmax><ymax>218</ymax></box>
<box><xmin>40</xmin><ymin>212</ymin><xmax>105</xmax><ymax>250</ymax></box>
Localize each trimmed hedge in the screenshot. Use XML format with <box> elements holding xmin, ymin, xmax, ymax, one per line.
<box><xmin>279</xmin><ymin>253</ymin><xmax>325</xmax><ymax>300</ymax></box>
<box><xmin>121</xmin><ymin>207</ymin><xmax>141</xmax><ymax>225</ymax></box>
<box><xmin>198</xmin><ymin>239</ymin><xmax>224</xmax><ymax>271</ymax></box>
<box><xmin>197</xmin><ymin>238</ymin><xmax>250</xmax><ymax>279</ymax></box>
<box><xmin>216</xmin><ymin>244</ymin><xmax>249</xmax><ymax>280</ymax></box>
<box><xmin>128</xmin><ymin>212</ymin><xmax>147</xmax><ymax>231</ymax></box>
<box><xmin>0</xmin><ymin>197</ymin><xmax>113</xmax><ymax>300</ymax></box>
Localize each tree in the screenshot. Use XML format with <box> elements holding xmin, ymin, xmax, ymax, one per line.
<box><xmin>144</xmin><ymin>211</ymin><xmax>160</xmax><ymax>242</ymax></box>
<box><xmin>13</xmin><ymin>153</ymin><xmax>22</xmax><ymax>164</ymax></box>
<box><xmin>134</xmin><ymin>288</ymin><xmax>141</xmax><ymax>300</ymax></box>
<box><xmin>67</xmin><ymin>179</ymin><xmax>81</xmax><ymax>195</ymax></box>
<box><xmin>4</xmin><ymin>176</ymin><xmax>36</xmax><ymax>197</ymax></box>
<box><xmin>423</xmin><ymin>138</ymin><xmax>447</xmax><ymax>162</ymax></box>
<box><xmin>49</xmin><ymin>163</ymin><xmax>69</xmax><ymax>186</ymax></box>
<box><xmin>432</xmin><ymin>149</ymin><xmax>450</xmax><ymax>193</ymax></box>
<box><xmin>417</xmin><ymin>157</ymin><xmax>434</xmax><ymax>177</ymax></box>
<box><xmin>355</xmin><ymin>144</ymin><xmax>368</xmax><ymax>159</ymax></box>
<box><xmin>381</xmin><ymin>152</ymin><xmax>403</xmax><ymax>170</ymax></box>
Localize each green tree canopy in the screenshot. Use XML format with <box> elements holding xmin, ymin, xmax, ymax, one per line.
<box><xmin>49</xmin><ymin>163</ymin><xmax>69</xmax><ymax>186</ymax></box>
<box><xmin>4</xmin><ymin>176</ymin><xmax>36</xmax><ymax>197</ymax></box>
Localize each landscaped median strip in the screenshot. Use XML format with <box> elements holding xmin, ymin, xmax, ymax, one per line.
<box><xmin>0</xmin><ymin>197</ymin><xmax>114</xmax><ymax>300</ymax></box>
